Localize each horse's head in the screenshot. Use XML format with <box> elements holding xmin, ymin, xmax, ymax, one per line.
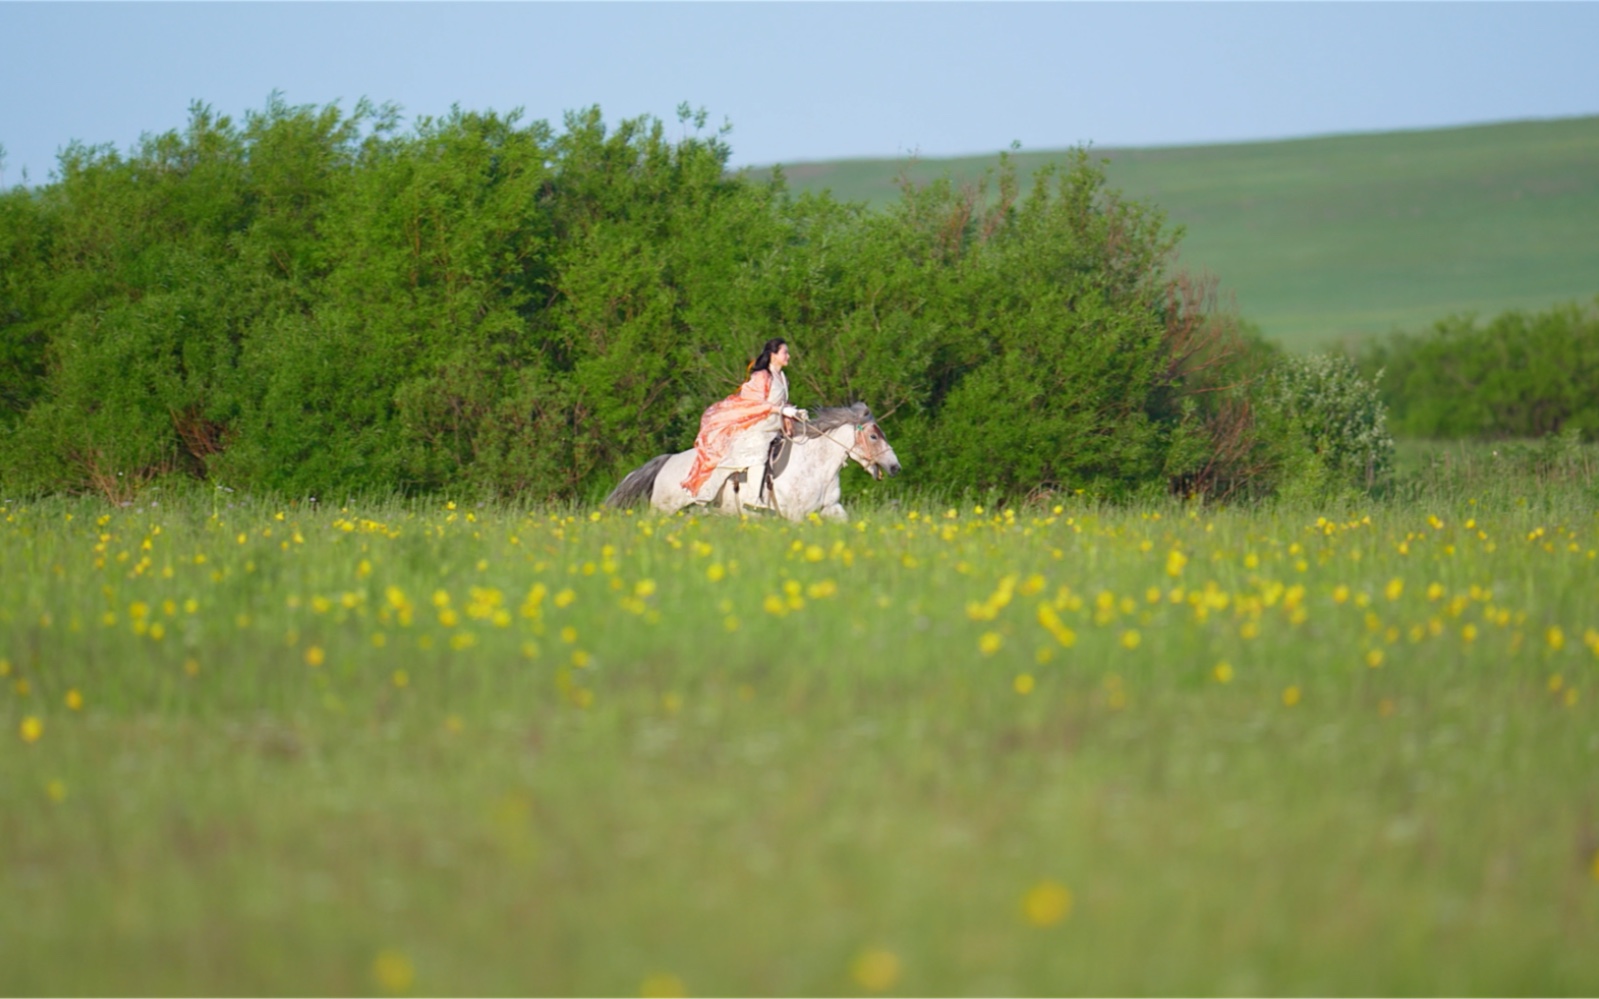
<box><xmin>803</xmin><ymin>403</ymin><xmax>902</xmax><ymax>482</ymax></box>
<box><xmin>846</xmin><ymin>405</ymin><xmax>901</xmax><ymax>481</ymax></box>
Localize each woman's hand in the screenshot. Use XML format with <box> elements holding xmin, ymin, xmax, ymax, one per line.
<box><xmin>781</xmin><ymin>405</ymin><xmax>809</xmax><ymax>421</ymax></box>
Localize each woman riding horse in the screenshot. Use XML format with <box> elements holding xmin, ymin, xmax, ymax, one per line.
<box><xmin>680</xmin><ymin>337</ymin><xmax>808</xmax><ymax>500</ymax></box>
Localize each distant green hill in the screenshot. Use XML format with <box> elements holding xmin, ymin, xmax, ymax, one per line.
<box><xmin>758</xmin><ymin>117</ymin><xmax>1599</xmax><ymax>350</ymax></box>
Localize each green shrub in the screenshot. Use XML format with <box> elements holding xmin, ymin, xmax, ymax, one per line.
<box><xmin>1255</xmin><ymin>352</ymin><xmax>1394</xmax><ymax>503</ymax></box>
<box><xmin>0</xmin><ymin>184</ymin><xmax>51</xmax><ymax>426</ymax></box>
<box><xmin>1360</xmin><ymin>299</ymin><xmax>1599</xmax><ymax>440</ymax></box>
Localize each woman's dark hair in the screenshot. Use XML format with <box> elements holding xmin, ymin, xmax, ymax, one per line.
<box><xmin>750</xmin><ymin>337</ymin><xmax>787</xmax><ymax>374</ymax></box>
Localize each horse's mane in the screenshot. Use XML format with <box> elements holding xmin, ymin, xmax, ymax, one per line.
<box><xmin>804</xmin><ymin>402</ymin><xmax>872</xmax><ymax>436</ymax></box>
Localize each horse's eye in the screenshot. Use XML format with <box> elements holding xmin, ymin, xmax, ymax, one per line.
<box><xmin>870</xmin><ymin>434</ymin><xmax>880</xmax><ymax>441</ymax></box>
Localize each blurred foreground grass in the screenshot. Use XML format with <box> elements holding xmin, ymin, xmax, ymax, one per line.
<box><xmin>3</xmin><ymin>475</ymin><xmax>1598</xmax><ymax>994</ymax></box>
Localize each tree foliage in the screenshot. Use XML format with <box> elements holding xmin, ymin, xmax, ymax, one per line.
<box><xmin>2</xmin><ymin>98</ymin><xmax>1320</xmax><ymax>504</ymax></box>
<box><xmin>1357</xmin><ymin>299</ymin><xmax>1599</xmax><ymax>442</ymax></box>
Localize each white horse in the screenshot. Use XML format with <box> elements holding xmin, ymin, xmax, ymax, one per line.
<box><xmin>604</xmin><ymin>402</ymin><xmax>901</xmax><ymax>522</ymax></box>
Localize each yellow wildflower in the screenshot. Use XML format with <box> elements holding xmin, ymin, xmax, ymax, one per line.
<box><xmin>372</xmin><ymin>950</ymin><xmax>415</xmax><ymax>994</ymax></box>
<box><xmin>850</xmin><ymin>949</ymin><xmax>902</xmax><ymax>993</ymax></box>
<box><xmin>1036</xmin><ymin>604</ymin><xmax>1076</xmax><ymax>647</ymax></box>
<box><xmin>1021</xmin><ymin>880</ymin><xmax>1073</xmax><ymax>926</ymax></box>
<box><xmin>640</xmin><ymin>973</ymin><xmax>687</xmax><ymax>999</ymax></box>
<box><xmin>807</xmin><ymin>580</ymin><xmax>838</xmax><ymax>600</ymax></box>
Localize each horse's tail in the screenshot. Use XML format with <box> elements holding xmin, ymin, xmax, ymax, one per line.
<box><xmin>604</xmin><ymin>453</ymin><xmax>673</xmax><ymax>508</ymax></box>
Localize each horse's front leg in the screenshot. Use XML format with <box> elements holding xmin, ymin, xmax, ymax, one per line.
<box><xmin>813</xmin><ymin>477</ymin><xmax>847</xmax><ymax>522</ymax></box>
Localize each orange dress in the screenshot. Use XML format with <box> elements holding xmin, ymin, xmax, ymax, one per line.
<box><xmin>681</xmin><ymin>368</ymin><xmax>788</xmax><ymax>497</ymax></box>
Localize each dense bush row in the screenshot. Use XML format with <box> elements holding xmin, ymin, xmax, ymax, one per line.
<box><xmin>1</xmin><ymin>98</ymin><xmax>1384</xmax><ymax>504</ymax></box>
<box><xmin>1356</xmin><ymin>299</ymin><xmax>1599</xmax><ymax>442</ymax></box>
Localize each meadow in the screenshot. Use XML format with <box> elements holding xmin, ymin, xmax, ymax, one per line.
<box><xmin>773</xmin><ymin>116</ymin><xmax>1599</xmax><ymax>350</ymax></box>
<box><xmin>4</xmin><ymin>450</ymin><xmax>1598</xmax><ymax>995</ymax></box>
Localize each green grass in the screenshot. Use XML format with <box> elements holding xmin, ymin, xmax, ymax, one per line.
<box><xmin>4</xmin><ymin>476</ymin><xmax>1599</xmax><ymax>995</ymax></box>
<box><xmin>764</xmin><ymin>117</ymin><xmax>1599</xmax><ymax>351</ymax></box>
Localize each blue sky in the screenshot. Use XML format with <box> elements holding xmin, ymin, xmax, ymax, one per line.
<box><xmin>3</xmin><ymin>2</ymin><xmax>1598</xmax><ymax>186</ymax></box>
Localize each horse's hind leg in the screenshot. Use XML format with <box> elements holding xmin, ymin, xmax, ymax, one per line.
<box><xmin>711</xmin><ymin>470</ymin><xmax>748</xmax><ymax>516</ymax></box>
<box><xmin>705</xmin><ymin>469</ymin><xmax>750</xmax><ymax>516</ymax></box>
<box><xmin>650</xmin><ymin>480</ymin><xmax>697</xmax><ymax>516</ymax></box>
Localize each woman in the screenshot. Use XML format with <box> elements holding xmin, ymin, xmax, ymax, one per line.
<box><xmin>681</xmin><ymin>337</ymin><xmax>807</xmax><ymax>498</ymax></box>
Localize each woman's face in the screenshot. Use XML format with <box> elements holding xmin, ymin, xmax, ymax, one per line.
<box><xmin>771</xmin><ymin>343</ymin><xmax>791</xmax><ymax>371</ymax></box>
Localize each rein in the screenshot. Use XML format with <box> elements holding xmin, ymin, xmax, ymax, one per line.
<box><xmin>788</xmin><ymin>417</ymin><xmax>870</xmax><ymax>462</ymax></box>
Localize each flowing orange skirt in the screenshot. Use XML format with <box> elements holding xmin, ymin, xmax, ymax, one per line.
<box><xmin>681</xmin><ymin>370</ymin><xmax>783</xmax><ymax>496</ymax></box>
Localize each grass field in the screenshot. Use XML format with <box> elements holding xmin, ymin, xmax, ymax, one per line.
<box><xmin>4</xmin><ymin>447</ymin><xmax>1599</xmax><ymax>995</ymax></box>
<box><xmin>767</xmin><ymin>116</ymin><xmax>1599</xmax><ymax>351</ymax></box>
